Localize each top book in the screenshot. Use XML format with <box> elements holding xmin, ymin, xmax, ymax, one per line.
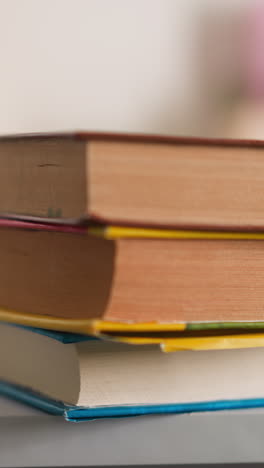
<box><xmin>1</xmin><ymin>131</ymin><xmax>264</xmax><ymax>229</ymax></box>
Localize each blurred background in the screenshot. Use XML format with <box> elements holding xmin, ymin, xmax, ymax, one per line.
<box><xmin>0</xmin><ymin>0</ymin><xmax>263</xmax><ymax>139</ymax></box>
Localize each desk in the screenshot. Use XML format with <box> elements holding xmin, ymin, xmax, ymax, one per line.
<box><xmin>1</xmin><ymin>396</ymin><xmax>264</xmax><ymax>466</ymax></box>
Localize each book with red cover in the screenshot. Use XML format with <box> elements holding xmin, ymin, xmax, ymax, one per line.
<box><xmin>1</xmin><ymin>131</ymin><xmax>264</xmax><ymax>230</ymax></box>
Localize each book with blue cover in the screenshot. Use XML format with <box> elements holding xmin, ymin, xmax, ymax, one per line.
<box><xmin>2</xmin><ymin>323</ymin><xmax>264</xmax><ymax>421</ymax></box>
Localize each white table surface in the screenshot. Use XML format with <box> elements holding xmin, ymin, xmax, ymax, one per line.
<box><xmin>1</xmin><ymin>395</ymin><xmax>264</xmax><ymax>466</ymax></box>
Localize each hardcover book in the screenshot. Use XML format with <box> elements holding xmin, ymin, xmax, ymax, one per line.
<box><xmin>1</xmin><ymin>131</ymin><xmax>264</xmax><ymax>230</ymax></box>
<box><xmin>2</xmin><ymin>323</ymin><xmax>264</xmax><ymax>421</ymax></box>
<box><xmin>1</xmin><ymin>221</ymin><xmax>264</xmax><ymax>329</ymax></box>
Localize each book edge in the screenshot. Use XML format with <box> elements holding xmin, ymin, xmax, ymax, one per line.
<box><xmin>0</xmin><ymin>130</ymin><xmax>263</xmax><ymax>148</ymax></box>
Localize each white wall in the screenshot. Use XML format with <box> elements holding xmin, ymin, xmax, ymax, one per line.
<box><xmin>0</xmin><ymin>0</ymin><xmax>249</xmax><ymax>136</ymax></box>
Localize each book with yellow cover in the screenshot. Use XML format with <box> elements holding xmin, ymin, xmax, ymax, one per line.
<box><xmin>0</xmin><ymin>219</ymin><xmax>264</xmax><ymax>350</ymax></box>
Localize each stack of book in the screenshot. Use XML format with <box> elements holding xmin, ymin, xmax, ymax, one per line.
<box><xmin>1</xmin><ymin>131</ymin><xmax>264</xmax><ymax>421</ymax></box>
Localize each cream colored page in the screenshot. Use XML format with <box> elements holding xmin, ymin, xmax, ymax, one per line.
<box><xmin>0</xmin><ymin>324</ymin><xmax>80</xmax><ymax>404</ymax></box>
<box><xmin>77</xmin><ymin>342</ymin><xmax>264</xmax><ymax>407</ymax></box>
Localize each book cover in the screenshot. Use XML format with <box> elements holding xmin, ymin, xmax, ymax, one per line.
<box><xmin>3</xmin><ymin>379</ymin><xmax>264</xmax><ymax>422</ymax></box>
<box><xmin>2</xmin><ymin>312</ymin><xmax>264</xmax><ymax>352</ymax></box>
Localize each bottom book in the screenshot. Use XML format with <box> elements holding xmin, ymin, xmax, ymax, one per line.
<box><xmin>1</xmin><ymin>322</ymin><xmax>264</xmax><ymax>421</ymax></box>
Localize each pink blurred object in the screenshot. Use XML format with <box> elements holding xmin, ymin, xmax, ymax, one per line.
<box><xmin>244</xmin><ymin>1</ymin><xmax>264</xmax><ymax>99</ymax></box>
<box><xmin>224</xmin><ymin>2</ymin><xmax>264</xmax><ymax>139</ymax></box>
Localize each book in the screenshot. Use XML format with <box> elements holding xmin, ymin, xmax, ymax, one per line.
<box><xmin>2</xmin><ymin>223</ymin><xmax>264</xmax><ymax>328</ymax></box>
<box><xmin>2</xmin><ymin>323</ymin><xmax>264</xmax><ymax>421</ymax></box>
<box><xmin>1</xmin><ymin>132</ymin><xmax>264</xmax><ymax>230</ymax></box>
